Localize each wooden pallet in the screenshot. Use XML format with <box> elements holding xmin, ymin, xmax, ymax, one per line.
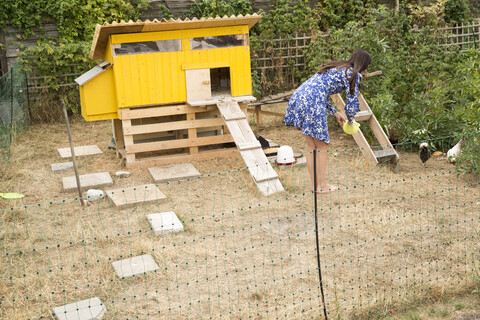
<box><xmin>331</xmin><ymin>92</ymin><xmax>399</xmax><ymax>164</ymax></box>
<box><xmin>115</xmin><ymin>103</ymin><xmax>239</xmax><ymax>168</ymax></box>
<box><xmin>216</xmin><ymin>99</ymin><xmax>284</xmax><ymax>196</ymax></box>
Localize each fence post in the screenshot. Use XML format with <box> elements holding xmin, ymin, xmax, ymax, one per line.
<box><xmin>478</xmin><ymin>19</ymin><xmax>480</xmax><ymax>49</ymax></box>
<box><xmin>313</xmin><ymin>149</ymin><xmax>328</xmax><ymax>320</ymax></box>
<box><xmin>10</xmin><ymin>67</ymin><xmax>13</xmax><ymax>145</ymax></box>
<box><xmin>24</xmin><ymin>71</ymin><xmax>31</xmax><ymax>121</ymax></box>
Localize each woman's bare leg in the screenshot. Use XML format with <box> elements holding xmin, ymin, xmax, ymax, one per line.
<box><xmin>305</xmin><ymin>135</ymin><xmax>336</xmax><ymax>192</ymax></box>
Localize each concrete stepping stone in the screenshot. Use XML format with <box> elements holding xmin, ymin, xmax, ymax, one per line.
<box><xmin>106</xmin><ymin>184</ymin><xmax>167</xmax><ymax>208</ymax></box>
<box><xmin>147</xmin><ymin>211</ymin><xmax>184</xmax><ymax>235</ymax></box>
<box><xmin>148</xmin><ymin>163</ymin><xmax>200</xmax><ymax>183</ymax></box>
<box><xmin>112</xmin><ymin>254</ymin><xmax>159</xmax><ymax>278</ymax></box>
<box><xmin>58</xmin><ymin>145</ymin><xmax>102</xmax><ymax>158</ymax></box>
<box><xmin>53</xmin><ymin>297</ymin><xmax>106</xmax><ymax>320</ymax></box>
<box><xmin>62</xmin><ymin>172</ymin><xmax>113</xmax><ymax>192</ymax></box>
<box><xmin>51</xmin><ymin>162</ymin><xmax>74</xmax><ymax>173</ymax></box>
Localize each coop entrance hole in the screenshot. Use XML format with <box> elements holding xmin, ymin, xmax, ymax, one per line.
<box><xmin>210</xmin><ymin>67</ymin><xmax>231</xmax><ymax>98</ymax></box>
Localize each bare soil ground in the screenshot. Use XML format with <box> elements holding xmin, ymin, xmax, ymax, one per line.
<box><xmin>0</xmin><ymin>103</ymin><xmax>479</xmax><ymax>319</ymax></box>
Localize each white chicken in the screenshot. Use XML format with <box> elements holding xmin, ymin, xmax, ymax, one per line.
<box><xmin>447</xmin><ymin>139</ymin><xmax>462</xmax><ymax>163</ymax></box>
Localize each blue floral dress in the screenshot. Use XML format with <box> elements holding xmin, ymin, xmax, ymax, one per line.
<box><xmin>284</xmin><ymin>67</ymin><xmax>361</xmax><ymax>144</ymax></box>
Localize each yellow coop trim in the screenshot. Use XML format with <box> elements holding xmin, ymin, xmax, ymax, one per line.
<box><xmin>182</xmin><ymin>61</ymin><xmax>230</xmax><ymax>70</ymax></box>
<box><xmin>111</xmin><ymin>26</ymin><xmax>247</xmax><ymax>44</ymax></box>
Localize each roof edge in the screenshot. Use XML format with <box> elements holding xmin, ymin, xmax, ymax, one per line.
<box><xmin>90</xmin><ymin>14</ymin><xmax>262</xmax><ymax>60</ymax></box>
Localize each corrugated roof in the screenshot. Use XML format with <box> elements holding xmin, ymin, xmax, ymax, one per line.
<box><xmin>90</xmin><ymin>14</ymin><xmax>262</xmax><ymax>60</ymax></box>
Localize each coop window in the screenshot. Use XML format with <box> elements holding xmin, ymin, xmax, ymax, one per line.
<box><xmin>114</xmin><ymin>39</ymin><xmax>182</xmax><ymax>55</ymax></box>
<box><xmin>190</xmin><ymin>34</ymin><xmax>247</xmax><ymax>50</ymax></box>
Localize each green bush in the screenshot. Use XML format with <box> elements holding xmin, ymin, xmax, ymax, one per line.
<box><xmin>444</xmin><ymin>0</ymin><xmax>470</xmax><ymax>25</ymax></box>
<box><xmin>306</xmin><ymin>6</ymin><xmax>476</xmax><ymax>148</ymax></box>
<box><xmin>315</xmin><ymin>0</ymin><xmax>377</xmax><ymax>31</ymax></box>
<box><xmin>0</xmin><ymin>0</ymin><xmax>150</xmax><ymax>121</ymax></box>
<box><xmin>185</xmin><ymin>0</ymin><xmax>253</xmax><ymax>18</ymax></box>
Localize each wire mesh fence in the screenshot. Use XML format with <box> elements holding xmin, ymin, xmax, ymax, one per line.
<box><xmin>0</xmin><ymin>136</ymin><xmax>479</xmax><ymax>319</ymax></box>
<box><xmin>0</xmin><ymin>63</ymin><xmax>30</xmax><ymax>171</ymax></box>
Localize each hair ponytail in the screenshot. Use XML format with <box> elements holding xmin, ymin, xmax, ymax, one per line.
<box><xmin>317</xmin><ymin>49</ymin><xmax>371</xmax><ymax>96</ymax></box>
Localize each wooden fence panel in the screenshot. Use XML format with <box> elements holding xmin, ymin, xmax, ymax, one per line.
<box><xmin>436</xmin><ymin>18</ymin><xmax>480</xmax><ymax>52</ymax></box>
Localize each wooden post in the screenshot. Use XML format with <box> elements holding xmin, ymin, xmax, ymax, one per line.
<box><xmin>61</xmin><ymin>99</ymin><xmax>84</xmax><ymax>207</ymax></box>
<box><xmin>187</xmin><ymin>113</ymin><xmax>198</xmax><ymax>154</ymax></box>
<box><xmin>255</xmin><ymin>105</ymin><xmax>263</xmax><ymax>126</ymax></box>
<box><xmin>112</xmin><ymin>119</ymin><xmax>125</xmax><ymax>158</ymax></box>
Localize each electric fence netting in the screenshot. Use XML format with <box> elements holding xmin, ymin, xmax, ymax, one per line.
<box><xmin>0</xmin><ymin>63</ymin><xmax>30</xmax><ymax>171</ymax></box>
<box><xmin>0</xmin><ymin>136</ymin><xmax>479</xmax><ymax>319</ymax></box>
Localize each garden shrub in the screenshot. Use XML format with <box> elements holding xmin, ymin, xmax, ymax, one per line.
<box><xmin>306</xmin><ymin>6</ymin><xmax>477</xmax><ymax>149</ymax></box>
<box><xmin>0</xmin><ymin>0</ymin><xmax>150</xmax><ymax>122</ymax></box>
<box><xmin>249</xmin><ymin>0</ymin><xmax>318</xmax><ymax>96</ymax></box>
<box><xmin>185</xmin><ymin>0</ymin><xmax>253</xmax><ymax>18</ymax></box>
<box><xmin>443</xmin><ymin>0</ymin><xmax>470</xmax><ymax>25</ymax></box>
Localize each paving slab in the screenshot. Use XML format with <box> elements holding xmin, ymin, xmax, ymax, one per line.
<box><xmin>112</xmin><ymin>254</ymin><xmax>159</xmax><ymax>278</ymax></box>
<box><xmin>147</xmin><ymin>212</ymin><xmax>184</xmax><ymax>235</ymax></box>
<box><xmin>148</xmin><ymin>163</ymin><xmax>200</xmax><ymax>183</ymax></box>
<box><xmin>51</xmin><ymin>162</ymin><xmax>74</xmax><ymax>173</ymax></box>
<box><xmin>106</xmin><ymin>184</ymin><xmax>167</xmax><ymax>208</ymax></box>
<box><xmin>53</xmin><ymin>297</ymin><xmax>106</xmax><ymax>320</ymax></box>
<box><xmin>58</xmin><ymin>145</ymin><xmax>102</xmax><ymax>158</ymax></box>
<box><xmin>62</xmin><ymin>172</ymin><xmax>113</xmax><ymax>193</ymax></box>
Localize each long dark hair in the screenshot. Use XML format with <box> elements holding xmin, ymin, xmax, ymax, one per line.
<box><xmin>317</xmin><ymin>49</ymin><xmax>372</xmax><ymax>95</ymax></box>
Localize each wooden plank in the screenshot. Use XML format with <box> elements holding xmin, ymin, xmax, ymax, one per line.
<box><xmin>222</xmin><ymin>112</ymin><xmax>246</xmax><ymax>121</ymax></box>
<box><xmin>246</xmin><ymin>108</ymin><xmax>285</xmax><ymax>118</ymax></box>
<box><xmin>187</xmin><ymin>113</ymin><xmax>198</xmax><ymax>154</ymax></box>
<box><xmin>113</xmin><ymin>119</ymin><xmax>125</xmax><ymax>158</ymax></box>
<box><xmin>237</xmin><ymin>141</ymin><xmax>262</xmax><ymax>151</ymax></box>
<box><xmin>126</xmin><ymin>134</ymin><xmax>234</xmax><ymax>153</ymax></box>
<box><xmin>240</xmin><ymin>149</ymin><xmax>278</xmax><ymax>182</ymax></box>
<box><xmin>260</xmin><ymin>89</ymin><xmax>295</xmax><ymax>102</ymax></box>
<box><xmin>374</xmin><ymin>148</ymin><xmax>398</xmax><ymax>163</ymax></box>
<box><xmin>331</xmin><ymin>94</ymin><xmax>378</xmax><ymax>164</ymax></box>
<box><xmin>215</xmin><ymin>99</ymin><xmax>284</xmax><ymax>195</ymax></box>
<box><xmin>354</xmin><ymin>110</ymin><xmax>372</xmax><ymax>122</ymax></box>
<box><xmin>224</xmin><ymin>120</ymin><xmax>257</xmax><ymax>145</ymax></box>
<box><xmin>360</xmin><ymin>95</ymin><xmax>398</xmax><ymax>160</ymax></box>
<box><xmin>122</xmin><ymin>120</ymin><xmax>136</xmax><ymax>163</ymax></box>
<box><xmin>256</xmin><ymin>178</ymin><xmax>284</xmax><ymax>196</ymax></box>
<box><xmin>119</xmin><ymin>104</ymin><xmax>215</xmax><ymax>120</ymax></box>
<box><xmin>123</xmin><ymin>117</ymin><xmax>225</xmax><ymax>135</ymax></box>
<box><xmin>126</xmin><ymin>147</ymin><xmax>239</xmax><ymax>169</ymax></box>
<box><xmin>186</xmin><ymin>69</ymin><xmax>211</xmax><ymax>103</ymax></box>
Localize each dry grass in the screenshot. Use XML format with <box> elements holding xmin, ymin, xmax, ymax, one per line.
<box><xmin>0</xmin><ymin>103</ymin><xmax>479</xmax><ymax>319</ymax></box>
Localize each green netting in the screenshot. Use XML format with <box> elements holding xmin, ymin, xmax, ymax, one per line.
<box><xmin>0</xmin><ymin>136</ymin><xmax>479</xmax><ymax>319</ymax></box>
<box><xmin>0</xmin><ymin>63</ymin><xmax>30</xmax><ymax>170</ymax></box>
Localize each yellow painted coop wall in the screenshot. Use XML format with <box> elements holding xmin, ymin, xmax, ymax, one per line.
<box><xmin>109</xmin><ymin>25</ymin><xmax>252</xmax><ymax>108</ymax></box>
<box><xmin>80</xmin><ymin>67</ymin><xmax>117</xmax><ymax>121</ymax></box>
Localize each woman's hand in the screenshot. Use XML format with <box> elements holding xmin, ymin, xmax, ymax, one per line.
<box><xmin>334</xmin><ymin>112</ymin><xmax>346</xmax><ymax>127</ymax></box>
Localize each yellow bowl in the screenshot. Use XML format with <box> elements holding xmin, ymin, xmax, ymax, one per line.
<box><xmin>343</xmin><ymin>121</ymin><xmax>360</xmax><ymax>135</ymax></box>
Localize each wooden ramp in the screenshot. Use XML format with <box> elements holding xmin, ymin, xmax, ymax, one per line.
<box><xmin>331</xmin><ymin>93</ymin><xmax>399</xmax><ymax>164</ymax></box>
<box><xmin>216</xmin><ymin>99</ymin><xmax>284</xmax><ymax>196</ymax></box>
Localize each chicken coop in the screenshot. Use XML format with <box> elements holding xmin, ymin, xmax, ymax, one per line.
<box><xmin>75</xmin><ymin>14</ymin><xmax>262</xmax><ymax>168</ymax></box>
